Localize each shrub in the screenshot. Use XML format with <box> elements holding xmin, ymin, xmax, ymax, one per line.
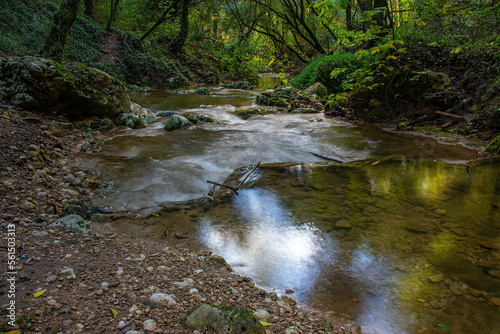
<box><xmin>290</xmin><ymin>52</ymin><xmax>365</xmax><ymax>94</ymax></box>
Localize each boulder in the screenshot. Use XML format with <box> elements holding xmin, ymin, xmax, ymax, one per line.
<box><xmin>121</xmin><ymin>114</ymin><xmax>146</xmax><ymax>129</ymax></box>
<box><xmin>0</xmin><ymin>57</ymin><xmax>130</xmax><ymax>118</ymax></box>
<box><xmin>185</xmin><ymin>304</ymin><xmax>265</xmax><ymax>334</ymax></box>
<box><xmin>304</xmin><ymin>82</ymin><xmax>327</xmax><ymax>98</ymax></box>
<box><xmin>156</xmin><ymin>110</ymin><xmax>178</xmax><ymax>117</ymax></box>
<box><xmin>195</xmin><ymin>87</ymin><xmax>210</xmax><ymax>95</ymax></box>
<box><xmin>164</xmin><ymin>115</ymin><xmax>192</xmax><ymax>131</ymax></box>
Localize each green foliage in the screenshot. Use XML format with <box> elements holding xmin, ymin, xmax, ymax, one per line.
<box><xmin>66</xmin><ymin>16</ymin><xmax>106</xmax><ymax>63</ymax></box>
<box><xmin>0</xmin><ymin>0</ymin><xmax>57</xmax><ymax>56</ymax></box>
<box><xmin>92</xmin><ymin>37</ymin><xmax>193</xmax><ymax>89</ymax></box>
<box><xmin>290</xmin><ymin>52</ymin><xmax>365</xmax><ymax>94</ymax></box>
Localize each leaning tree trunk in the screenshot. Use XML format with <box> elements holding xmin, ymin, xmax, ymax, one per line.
<box><xmin>170</xmin><ymin>0</ymin><xmax>191</xmax><ymax>54</ymax></box>
<box><xmin>40</xmin><ymin>0</ymin><xmax>81</xmax><ymax>62</ymax></box>
<box><xmin>106</xmin><ymin>0</ymin><xmax>120</xmax><ymax>31</ymax></box>
<box><xmin>84</xmin><ymin>0</ymin><xmax>94</xmax><ymax>18</ymax></box>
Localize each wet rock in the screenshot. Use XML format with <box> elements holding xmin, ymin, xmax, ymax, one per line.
<box><xmin>195</xmin><ymin>87</ymin><xmax>209</xmax><ymax>95</ymax></box>
<box><xmin>130</xmin><ymin>102</ymin><xmax>151</xmax><ymax>117</ymax></box>
<box><xmin>479</xmin><ymin>239</ymin><xmax>500</xmax><ymax>250</ymax></box>
<box><xmin>121</xmin><ymin>113</ymin><xmax>146</xmax><ymax>129</ymax></box>
<box><xmin>156</xmin><ymin>111</ymin><xmax>177</xmax><ymax>117</ymax></box>
<box><xmin>304</xmin><ymin>82</ymin><xmax>327</xmax><ymax>98</ymax></box>
<box><xmin>405</xmin><ymin>220</ymin><xmax>439</xmax><ymax>234</ymax></box>
<box><xmin>291</xmin><ymin>108</ymin><xmax>321</xmax><ymax>114</ymax></box>
<box><xmin>185</xmin><ymin>303</ymin><xmax>265</xmax><ymax>334</ymax></box>
<box><xmin>55</xmin><ymin>214</ymin><xmax>92</xmax><ymax>235</ymax></box>
<box><xmin>164</xmin><ymin>115</ymin><xmax>192</xmax><ymax>132</ymax></box>
<box><xmin>285</xmin><ymin>289</ymin><xmax>295</xmax><ymax>294</ymax></box>
<box><xmin>489</xmin><ymin>297</ymin><xmax>500</xmax><ymax>307</ymax></box>
<box><xmin>428</xmin><ymin>275</ymin><xmax>444</xmax><ymax>283</ymax></box>
<box><xmin>209</xmin><ymin>255</ymin><xmax>227</xmax><ymax>264</ymax></box>
<box><xmin>145</xmin><ymin>113</ymin><xmax>158</xmax><ymax>124</ymax></box>
<box><xmin>334</xmin><ymin>220</ymin><xmax>352</xmax><ymax>229</ymax></box>
<box><xmin>149</xmin><ymin>293</ymin><xmax>177</xmax><ymax>305</ymax></box>
<box><xmin>434</xmin><ymin>209</ymin><xmax>447</xmax><ymax>215</ymax></box>
<box><xmin>488</xmin><ymin>270</ymin><xmax>500</xmax><ymax>278</ymax></box>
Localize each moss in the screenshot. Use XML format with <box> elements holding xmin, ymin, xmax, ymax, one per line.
<box><xmin>325</xmin><ymin>93</ymin><xmax>348</xmax><ymax>112</ymax></box>
<box><xmin>484</xmin><ymin>135</ymin><xmax>500</xmax><ymax>155</ymax></box>
<box><xmin>268</xmin><ymin>98</ymin><xmax>289</xmax><ymax>108</ymax></box>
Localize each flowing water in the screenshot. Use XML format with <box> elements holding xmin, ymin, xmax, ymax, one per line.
<box><xmin>79</xmin><ymin>79</ymin><xmax>500</xmax><ymax>333</ymax></box>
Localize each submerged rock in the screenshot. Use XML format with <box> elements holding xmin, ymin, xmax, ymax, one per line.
<box><xmin>185</xmin><ymin>304</ymin><xmax>265</xmax><ymax>334</ymax></box>
<box><xmin>164</xmin><ymin>115</ymin><xmax>192</xmax><ymax>131</ymax></box>
<box><xmin>222</xmin><ymin>81</ymin><xmax>252</xmax><ymax>90</ymax></box>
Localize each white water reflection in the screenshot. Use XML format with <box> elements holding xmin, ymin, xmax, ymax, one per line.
<box><xmin>349</xmin><ymin>246</ymin><xmax>406</xmax><ymax>334</ymax></box>
<box><xmin>199</xmin><ymin>188</ymin><xmax>331</xmax><ymax>299</ymax></box>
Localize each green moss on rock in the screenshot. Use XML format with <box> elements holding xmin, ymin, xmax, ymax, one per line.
<box><xmin>485</xmin><ymin>135</ymin><xmax>500</xmax><ymax>155</ymax></box>
<box><xmin>185</xmin><ymin>304</ymin><xmax>265</xmax><ymax>334</ymax></box>
<box><xmin>0</xmin><ymin>56</ymin><xmax>129</xmax><ymax>119</ymax></box>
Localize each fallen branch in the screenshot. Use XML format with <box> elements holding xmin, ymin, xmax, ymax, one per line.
<box><xmin>206</xmin><ymin>181</ymin><xmax>239</xmax><ymax>195</ymax></box>
<box><xmin>309</xmin><ymin>152</ymin><xmax>344</xmax><ymax>164</ymax></box>
<box><xmin>238</xmin><ymin>161</ymin><xmax>261</xmax><ymax>187</ymax></box>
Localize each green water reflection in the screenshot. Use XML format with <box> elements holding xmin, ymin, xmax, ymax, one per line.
<box><xmin>246</xmin><ymin>158</ymin><xmax>500</xmax><ymax>333</ymax></box>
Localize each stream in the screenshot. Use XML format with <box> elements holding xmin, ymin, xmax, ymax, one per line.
<box><xmin>79</xmin><ymin>77</ymin><xmax>500</xmax><ymax>334</ymax></box>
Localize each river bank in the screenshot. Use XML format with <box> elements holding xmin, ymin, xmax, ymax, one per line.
<box><xmin>0</xmin><ymin>103</ymin><xmax>358</xmax><ymax>333</ymax></box>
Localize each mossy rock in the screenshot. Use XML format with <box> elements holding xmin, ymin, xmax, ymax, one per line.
<box><xmin>195</xmin><ymin>87</ymin><xmax>210</xmax><ymax>95</ymax></box>
<box><xmin>484</xmin><ymin>135</ymin><xmax>500</xmax><ymax>155</ymax></box>
<box><xmin>304</xmin><ymin>82</ymin><xmax>327</xmax><ymax>99</ymax></box>
<box><xmin>185</xmin><ymin>304</ymin><xmax>265</xmax><ymax>334</ymax></box>
<box><xmin>0</xmin><ymin>56</ymin><xmax>129</xmax><ymax>119</ymax></box>
<box><xmin>234</xmin><ymin>108</ymin><xmax>275</xmax><ymax>119</ymax></box>
<box><xmin>164</xmin><ymin>115</ymin><xmax>192</xmax><ymax>131</ymax></box>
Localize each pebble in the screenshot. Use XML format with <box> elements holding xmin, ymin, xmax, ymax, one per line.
<box><xmin>150</xmin><ymin>293</ymin><xmax>177</xmax><ymax>305</ymax></box>
<box><xmin>19</xmin><ymin>201</ymin><xmax>37</xmax><ymax>210</ymax></box>
<box><xmin>117</xmin><ymin>320</ymin><xmax>126</xmax><ymax>329</ymax></box>
<box><xmin>143</xmin><ymin>319</ymin><xmax>157</xmax><ymax>331</ymax></box>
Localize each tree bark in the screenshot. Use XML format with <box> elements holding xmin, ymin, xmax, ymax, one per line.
<box><xmin>106</xmin><ymin>0</ymin><xmax>120</xmax><ymax>31</ymax></box>
<box><xmin>170</xmin><ymin>0</ymin><xmax>191</xmax><ymax>54</ymax></box>
<box><xmin>40</xmin><ymin>0</ymin><xmax>81</xmax><ymax>62</ymax></box>
<box><xmin>84</xmin><ymin>0</ymin><xmax>94</xmax><ymax>18</ymax></box>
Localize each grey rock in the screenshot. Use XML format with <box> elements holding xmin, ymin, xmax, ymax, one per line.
<box><xmin>55</xmin><ymin>214</ymin><xmax>92</xmax><ymax>235</ymax></box>
<box><xmin>156</xmin><ymin>111</ymin><xmax>177</xmax><ymax>117</ymax></box>
<box><xmin>143</xmin><ymin>319</ymin><xmax>157</xmax><ymax>331</ymax></box>
<box><xmin>149</xmin><ymin>293</ymin><xmax>177</xmax><ymax>305</ymax></box>
<box><xmin>163</xmin><ymin>115</ymin><xmax>192</xmax><ymax>132</ymax></box>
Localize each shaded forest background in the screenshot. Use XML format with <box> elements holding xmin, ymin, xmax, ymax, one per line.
<box><xmin>1</xmin><ymin>0</ymin><xmax>499</xmax><ymax>138</ymax></box>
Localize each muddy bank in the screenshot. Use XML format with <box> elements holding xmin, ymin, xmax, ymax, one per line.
<box><xmin>0</xmin><ymin>104</ymin><xmax>357</xmax><ymax>333</ymax></box>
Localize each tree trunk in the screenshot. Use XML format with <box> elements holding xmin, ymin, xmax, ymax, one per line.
<box><xmin>84</xmin><ymin>0</ymin><xmax>94</xmax><ymax>18</ymax></box>
<box><xmin>106</xmin><ymin>0</ymin><xmax>120</xmax><ymax>31</ymax></box>
<box><xmin>40</xmin><ymin>0</ymin><xmax>81</xmax><ymax>62</ymax></box>
<box><xmin>170</xmin><ymin>0</ymin><xmax>191</xmax><ymax>54</ymax></box>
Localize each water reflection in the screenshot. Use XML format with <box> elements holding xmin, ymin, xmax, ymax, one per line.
<box><xmin>199</xmin><ymin>188</ymin><xmax>330</xmax><ymax>300</ymax></box>
<box><xmin>196</xmin><ymin>160</ymin><xmax>500</xmax><ymax>334</ymax></box>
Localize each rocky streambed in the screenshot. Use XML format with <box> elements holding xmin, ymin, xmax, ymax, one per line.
<box><xmin>0</xmin><ymin>103</ymin><xmax>357</xmax><ymax>333</ymax></box>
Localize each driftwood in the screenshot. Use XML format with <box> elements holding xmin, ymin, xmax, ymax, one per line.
<box><xmin>206</xmin><ymin>162</ymin><xmax>262</xmax><ymax>196</ymax></box>
<box><xmin>207</xmin><ymin>180</ymin><xmax>240</xmax><ymax>195</ymax></box>
<box><xmin>436</xmin><ymin>111</ymin><xmax>464</xmax><ymax>119</ymax></box>
<box><xmin>238</xmin><ymin>161</ymin><xmax>261</xmax><ymax>187</ymax></box>
<box><xmin>309</xmin><ymin>152</ymin><xmax>344</xmax><ymax>164</ymax></box>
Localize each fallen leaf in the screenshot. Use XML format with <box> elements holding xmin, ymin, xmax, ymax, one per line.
<box><xmin>34</xmin><ymin>289</ymin><xmax>47</xmax><ymax>298</ymax></box>
<box><xmin>260</xmin><ymin>321</ymin><xmax>274</xmax><ymax>327</ymax></box>
<box><xmin>110</xmin><ymin>308</ymin><xmax>118</xmax><ymax>317</ymax></box>
<box><xmin>152</xmin><ymin>213</ymin><xmax>160</xmax><ymax>217</ymax></box>
<box><xmin>5</xmin><ymin>330</ymin><xmax>21</xmax><ymax>334</ymax></box>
